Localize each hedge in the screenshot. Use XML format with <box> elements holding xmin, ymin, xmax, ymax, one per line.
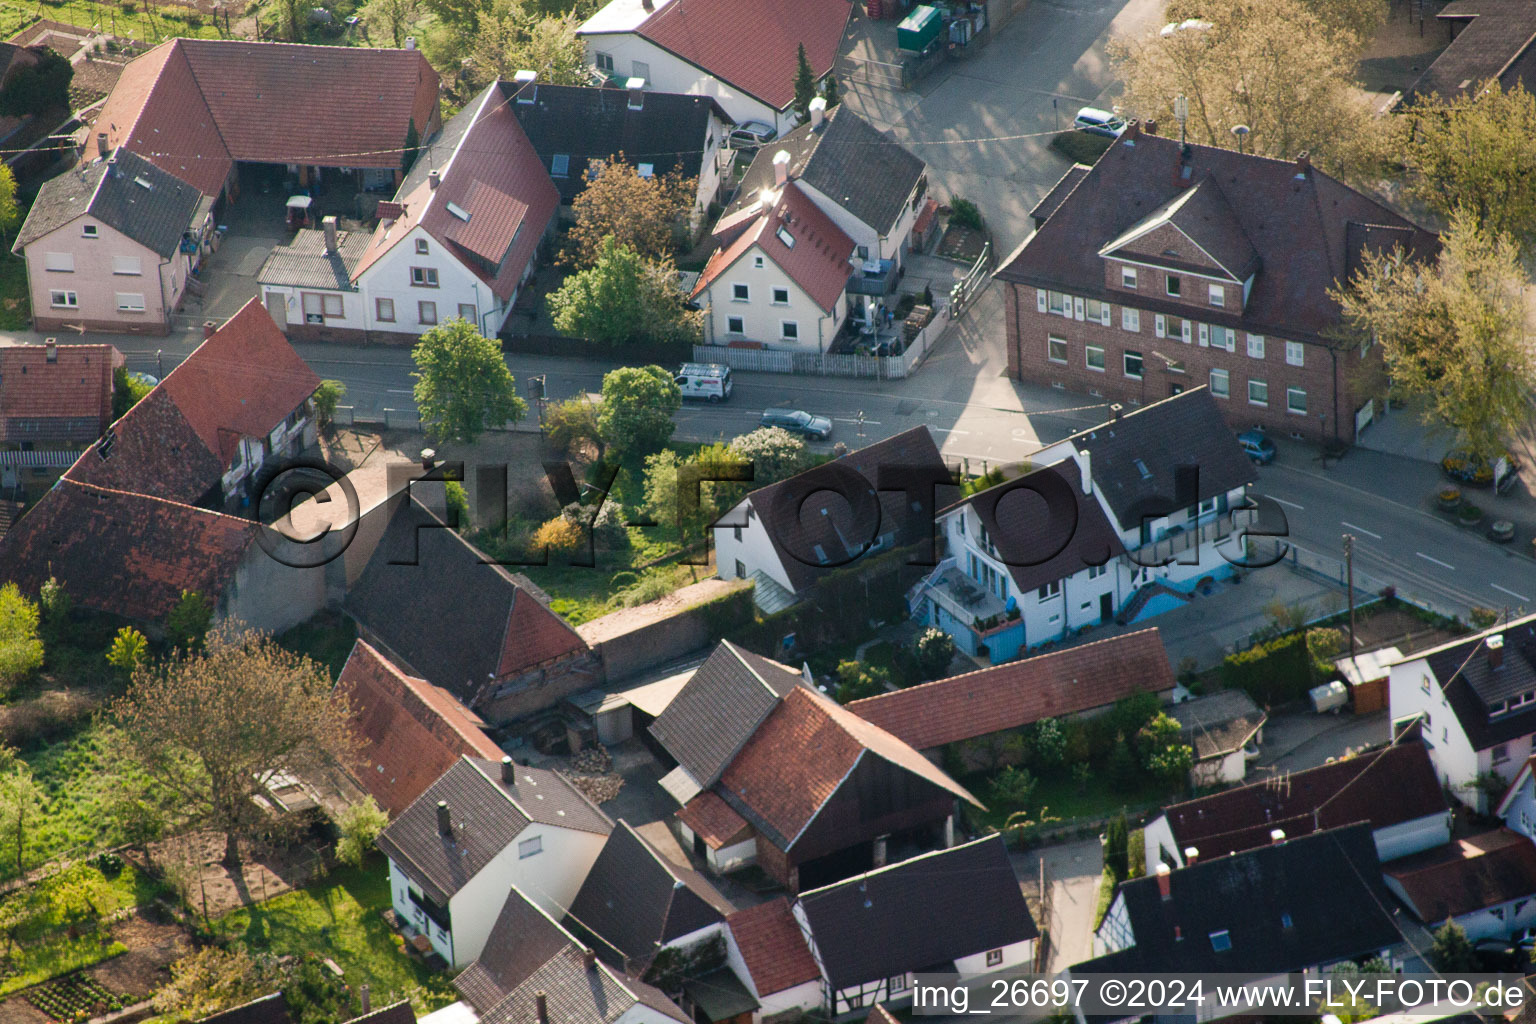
<box><xmin>1219</xmin><ymin>631</ymin><xmax>1320</xmax><ymax>706</ymax></box>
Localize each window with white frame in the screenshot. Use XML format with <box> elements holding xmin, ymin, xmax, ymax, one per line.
<box><xmin>1165</xmin><ymin>274</ymin><xmax>1181</xmax><ymax>297</ymax></box>
<box><xmin>753</xmin><ymin>256</ymin><xmax>763</xmax><ymax>268</ymax></box>
<box><xmin>1210</xmin><ymin>368</ymin><xmax>1230</xmax><ymax>398</ymax></box>
<box><xmin>418</xmin><ymin>300</ymin><xmax>437</xmax><ymax>325</ymax></box>
<box><xmin>415</xmin><ymin>238</ymin><xmax>429</xmax><ymax>254</ymax></box>
<box><xmin>780</xmin><ymin>320</ymin><xmax>799</xmax><ymax>341</ymax></box>
<box><xmin>1286</xmin><ymin>387</ymin><xmax>1307</xmax><ymax>415</ymax></box>
<box><xmin>1047</xmin><ymin>290</ymin><xmax>1068</xmax><ymax>315</ymax></box>
<box><xmin>1248</xmin><ymin>378</ymin><xmax>1268</xmax><ymax>406</ymax></box>
<box><xmin>1208</xmin><ymin>283</ymin><xmax>1225</xmax><ymax>306</ymax></box>
<box><xmin>889</xmin><ymin>976</ymin><xmax>909</xmax><ymax>994</ymax></box>
<box><xmin>49</xmin><ymin>290</ymin><xmax>77</xmax><ymax>308</ymax></box>
<box><xmin>302</xmin><ymin>292</ymin><xmax>344</xmax><ymax>322</ymax></box>
<box><xmin>1047</xmin><ymin>335</ymin><xmax>1068</xmax><ymax>363</ymax></box>
<box><xmin>1286</xmin><ymin>340</ymin><xmax>1304</xmax><ymax>366</ymax></box>
<box><xmin>1085</xmin><ymin>344</ymin><xmax>1105</xmax><ymax>371</ymax></box>
<box><xmin>411</xmin><ymin>266</ymin><xmax>438</xmax><ymax>287</ymax></box>
<box><xmin>772</xmin><ymin>287</ymin><xmax>789</xmax><ymax>305</ymax></box>
<box><xmin>595</xmin><ymin>51</ymin><xmax>614</xmax><ymax>72</ymax></box>
<box><xmin>112</xmin><ymin>255</ymin><xmax>142</xmax><ymax>275</ymax></box>
<box><xmin>458</xmin><ymin>303</ymin><xmax>476</xmax><ymax>323</ymax></box>
<box><xmin>376</xmin><ymin>298</ymin><xmax>395</xmax><ymax>322</ymax></box>
<box><xmin>1166</xmin><ymin>357</ymin><xmax>1186</xmax><ymax>374</ymax></box>
<box><xmin>115</xmin><ymin>293</ymin><xmax>146</xmax><ymax>312</ymax></box>
<box><xmin>732</xmin><ymin>283</ymin><xmax>749</xmax><ymax>302</ymax></box>
<box><xmin>986</xmin><ymin>950</ymin><xmax>1004</xmax><ymax>967</ymax></box>
<box><xmin>1085</xmin><ymin>298</ymin><xmax>1110</xmax><ymax>324</ymax></box>
<box><xmin>1124</xmin><ymin>350</ymin><xmax>1143</xmax><ymax>379</ymax></box>
<box><xmin>1246</xmin><ymin>333</ymin><xmax>1265</xmax><ymax>359</ymax></box>
<box><xmin>1121</xmin><ymin>267</ymin><xmax>1137</xmax><ymax>289</ymax></box>
<box><xmin>1211</xmin><ymin>325</ymin><xmax>1235</xmax><ymax>351</ymax></box>
<box><xmin>1038</xmin><ymin>581</ymin><xmax>1060</xmax><ymax>601</ymax></box>
<box><xmin>81</xmin><ymin>224</ymin><xmax>98</xmax><ymax>238</ymax></box>
<box><xmin>1122</xmin><ymin>307</ymin><xmax>1140</xmax><ymax>332</ymax></box>
<box><xmin>727</xmin><ymin>315</ymin><xmax>744</xmax><ymax>334</ymax></box>
<box><xmin>43</xmin><ymin>252</ymin><xmax>73</xmax><ymax>272</ymax></box>
<box><xmin>518</xmin><ymin>836</ymin><xmax>542</xmax><ymax>858</ymax></box>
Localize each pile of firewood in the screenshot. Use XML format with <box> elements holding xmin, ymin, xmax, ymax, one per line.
<box><xmin>561</xmin><ymin>744</ymin><xmax>622</xmax><ymax>804</ymax></box>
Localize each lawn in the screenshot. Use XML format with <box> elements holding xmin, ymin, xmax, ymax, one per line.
<box><xmin>212</xmin><ymin>857</ymin><xmax>456</xmax><ymax>1013</ymax></box>
<box><xmin>0</xmin><ymin>0</ymin><xmax>224</xmax><ymax>42</ymax></box>
<box><xmin>278</xmin><ymin>612</ymin><xmax>358</xmax><ymax>679</ymax></box>
<box><xmin>520</xmin><ymin>556</ymin><xmax>709</xmax><ymax>625</ymax></box>
<box><xmin>0</xmin><ymin>253</ymin><xmax>30</xmax><ymax>331</ymax></box>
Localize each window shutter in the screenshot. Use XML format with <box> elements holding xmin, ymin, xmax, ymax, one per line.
<box><xmin>1154</xmin><ymin>314</ymin><xmax>1165</xmax><ymax>338</ymax></box>
<box><xmin>1100</xmin><ymin>302</ymin><xmax>1111</xmax><ymax>326</ymax></box>
<box><xmin>1196</xmin><ymin>322</ymin><xmax>1207</xmax><ymax>347</ymax></box>
<box><xmin>1036</xmin><ymin>288</ymin><xmax>1047</xmax><ymax>313</ymax></box>
<box><xmin>1073</xmin><ymin>296</ymin><xmax>1085</xmax><ymax>320</ymax></box>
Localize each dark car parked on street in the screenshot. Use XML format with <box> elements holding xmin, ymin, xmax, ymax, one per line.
<box><xmin>761</xmin><ymin>408</ymin><xmax>833</xmax><ymax>440</ymax></box>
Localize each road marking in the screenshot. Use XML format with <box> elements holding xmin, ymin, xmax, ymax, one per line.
<box><xmin>1267</xmin><ymin>495</ymin><xmax>1305</xmax><ymax>511</ymax></box>
<box><xmin>932</xmin><ymin>427</ymin><xmax>971</xmax><ymax>434</ymax></box>
<box><xmin>386</xmin><ymin>388</ymin><xmax>413</xmax><ymax>395</ymax></box>
<box><xmin>1492</xmin><ymin>583</ymin><xmax>1532</xmax><ymax>603</ymax></box>
<box><xmin>1340</xmin><ymin>522</ymin><xmax>1382</xmax><ymax>540</ymax></box>
<box><xmin>833</xmin><ymin>418</ymin><xmax>881</xmax><ymax>425</ymax></box>
<box><xmin>1416</xmin><ymin>552</ymin><xmax>1456</xmax><ymax>571</ymax></box>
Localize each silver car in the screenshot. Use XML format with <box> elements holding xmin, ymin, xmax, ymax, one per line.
<box><xmin>729</xmin><ymin>121</ymin><xmax>778</xmax><ymax>150</ymax></box>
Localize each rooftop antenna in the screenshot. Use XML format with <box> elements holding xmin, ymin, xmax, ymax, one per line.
<box><xmin>1173</xmin><ymin>95</ymin><xmax>1189</xmax><ymax>150</ymax></box>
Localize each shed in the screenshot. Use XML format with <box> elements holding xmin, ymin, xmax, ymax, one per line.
<box><xmin>1334</xmin><ymin>645</ymin><xmax>1402</xmax><ymax>715</ymax></box>
<box><xmin>897</xmin><ymin>4</ymin><xmax>942</xmax><ymax>51</ymax></box>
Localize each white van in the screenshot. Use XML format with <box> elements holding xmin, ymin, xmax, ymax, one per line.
<box><xmin>675</xmin><ymin>363</ymin><xmax>734</xmax><ymax>402</ymax></box>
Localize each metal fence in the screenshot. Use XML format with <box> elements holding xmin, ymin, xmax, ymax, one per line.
<box><xmin>950</xmin><ymin>239</ymin><xmax>993</xmax><ymax>318</ymax></box>
<box><xmin>692</xmin><ymin>304</ymin><xmax>948</xmax><ymax>380</ymax></box>
<box><xmin>837</xmin><ymin>54</ymin><xmax>909</xmax><ymax>90</ymax></box>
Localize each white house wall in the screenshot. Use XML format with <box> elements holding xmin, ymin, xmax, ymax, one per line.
<box><xmin>389</xmin><ymin>858</ymin><xmax>455</xmax><ymax>964</ymax></box>
<box><xmin>1094</xmin><ymin>891</ymin><xmax>1134</xmax><ymax>956</ymax></box>
<box><xmin>358</xmin><ymin>225</ymin><xmax>514</xmax><ymax>338</ymax></box>
<box><xmin>1504</xmin><ymin>775</ymin><xmax>1536</xmax><ymax>838</ymax></box>
<box><xmin>699</xmin><ymin>243</ymin><xmax>847</xmax><ymax>351</ymax></box>
<box><xmin>578</xmin><ymin>33</ymin><xmax>786</xmax><ymax>130</ymax></box>
<box><xmin>27</xmin><ymin>216</ymin><xmax>191</xmax><ymax>331</ymax></box>
<box><xmin>1381</xmin><ymin>875</ymin><xmax>1536</xmax><ymax>943</ymax></box>
<box><xmin>1189</xmin><ymin>749</ymin><xmax>1247</xmax><ymax>788</ymax></box>
<box><xmin>1142</xmin><ymin>816</ymin><xmax>1179</xmax><ymax>875</ymax></box>
<box><xmin>796</xmin><ymin>178</ymin><xmax>920</xmax><ymax>269</ymax></box>
<box><xmin>1390</xmin><ymin>657</ymin><xmax>1481</xmax><ymax>802</ymax></box>
<box><xmin>1373</xmin><ymin>812</ymin><xmax>1453</xmax><ymax>863</ymax></box>
<box><xmin>714</xmin><ymin>498</ymin><xmax>794</xmax><ymax>593</ymax></box>
<box><xmin>723</xmin><ymin>922</ymin><xmax>822</xmax><ymax>1021</ymax></box>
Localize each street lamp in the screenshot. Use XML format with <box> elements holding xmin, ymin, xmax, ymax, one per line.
<box><xmin>1230</xmin><ymin>123</ymin><xmax>1250</xmax><ymax>154</ymax></box>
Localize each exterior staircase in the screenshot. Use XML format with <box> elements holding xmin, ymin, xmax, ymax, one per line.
<box><xmin>1115</xmin><ymin>580</ymin><xmax>1196</xmax><ymax>625</ymax></box>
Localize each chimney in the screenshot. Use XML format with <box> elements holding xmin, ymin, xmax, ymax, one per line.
<box><xmin>360</xmin><ymin>985</ymin><xmax>371</xmax><ymax>1016</ymax></box>
<box><xmin>1174</xmin><ymin>925</ymin><xmax>1183</xmax><ymax>941</ymax></box>
<box><xmin>1294</xmin><ymin>151</ymin><xmax>1310</xmax><ymax>177</ymax></box>
<box><xmin>582</xmin><ymin>947</ymin><xmax>597</xmax><ymax>971</ymax></box>
<box><xmin>535</xmin><ymin>991</ymin><xmax>549</xmax><ymax>1024</ymax></box>
<box><xmin>322</xmin><ymin>215</ymin><xmax>339</xmax><ymax>255</ymax></box>
<box><xmin>1183</xmin><ymin>846</ymin><xmax>1199</xmax><ymax>867</ymax></box>
<box><xmin>501</xmin><ymin>755</ymin><xmax>516</xmax><ymax>783</ymax></box>
<box><xmin>1270</xmin><ymin>828</ymin><xmax>1286</xmax><ymax>845</ymax></box>
<box><xmin>1078</xmin><ymin>449</ymin><xmax>1092</xmax><ymax>495</ymax></box>
<box><xmin>1144</xmin><ymin>118</ymin><xmax>1158</xmax><ymax>136</ymax></box>
<box><xmin>1155</xmin><ymin>862</ymin><xmax>1172</xmax><ymax>901</ymax></box>
<box><xmin>641</xmin><ymin>0</ymin><xmax>653</xmax><ymax>10</ymax></box>
<box><xmin>1489</xmin><ymin>634</ymin><xmax>1505</xmax><ymax>670</ymax></box>
<box><xmin>772</xmin><ymin>150</ymin><xmax>790</xmax><ymax>187</ymax></box>
<box><xmin>626</xmin><ymin>76</ymin><xmax>645</xmax><ymax>110</ymax></box>
<box><xmin>1122</xmin><ymin>118</ymin><xmax>1140</xmax><ymax>141</ymax></box>
<box><xmin>96</xmin><ymin>132</ymin><xmax>108</xmax><ymax>159</ymax></box>
<box><xmin>429</xmin><ymin>169</ymin><xmax>440</xmax><ymax>190</ymax></box>
<box><xmin>1109</xmin><ymin>403</ymin><xmax>1123</xmax><ymax>421</ymax></box>
<box><xmin>809</xmin><ymin>95</ymin><xmax>827</xmax><ymax>128</ymax></box>
<box><xmin>436</xmin><ymin>800</ymin><xmax>452</xmax><ymax>836</ymax></box>
<box><xmin>421</xmin><ymin>447</ymin><xmax>436</xmax><ymax>471</ymax></box>
<box><xmin>203</xmin><ymin>320</ymin><xmax>217</xmax><ymax>339</ymax></box>
<box><xmin>405</xmin><ymin>35</ymin><xmax>416</xmax><ymax>49</ymax></box>
<box><xmin>44</xmin><ymin>340</ymin><xmax>57</xmax><ymax>363</ymax></box>
<box><xmin>872</xmin><ymin>835</ymin><xmax>888</xmax><ymax>868</ymax></box>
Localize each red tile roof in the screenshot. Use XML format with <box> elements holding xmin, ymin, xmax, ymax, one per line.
<box><xmin>725</xmin><ymin>897</ymin><xmax>820</xmax><ymax>996</ymax></box>
<box><xmin>676</xmin><ymin>790</ymin><xmax>751</xmax><ymax>849</ymax></box>
<box><xmin>338</xmin><ymin>639</ymin><xmax>505</xmax><ymax>816</ymax></box>
<box><xmin>497</xmin><ymin>586</ymin><xmax>589</xmax><ymax>677</ymax></box>
<box><xmin>1384</xmin><ymin>829</ymin><xmax>1536</xmax><ymax>922</ymax></box>
<box><xmin>693</xmin><ymin>181</ymin><xmax>853</xmax><ymax>313</ymax></box>
<box><xmin>66</xmin><ymin>299</ymin><xmax>320</xmax><ymax>503</ymax></box>
<box><xmin>634</xmin><ymin>0</ymin><xmax>851</xmax><ymax>110</ymax></box>
<box><xmin>848</xmin><ymin>628</ymin><xmax>1178</xmax><ymax>751</ymax></box>
<box><xmin>721</xmin><ymin>686</ymin><xmax>979</xmax><ymax>848</ymax></box>
<box><xmin>97</xmin><ymin>39</ymin><xmax>440</xmax><ymax>196</ymax></box>
<box><xmin>0</xmin><ymin>477</ymin><xmax>257</xmax><ymax>620</ymax></box>
<box><xmin>0</xmin><ymin>343</ymin><xmax>121</xmax><ymax>444</ymax></box>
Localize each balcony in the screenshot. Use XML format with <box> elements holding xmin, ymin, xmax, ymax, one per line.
<box><xmin>847</xmin><ymin>258</ymin><xmax>897</xmax><ymax>297</ymax></box>
<box><xmin>914</xmin><ymin>562</ymin><xmax>1018</xmax><ymax>633</ymax></box>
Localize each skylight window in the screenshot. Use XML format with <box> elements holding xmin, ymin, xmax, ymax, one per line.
<box><xmin>133</xmin><ymin>176</ymin><xmax>153</xmax><ymax>190</ymax></box>
<box><xmin>1210</xmin><ymin>930</ymin><xmax>1231</xmax><ymax>952</ymax></box>
<box><xmin>1134</xmin><ymin>458</ymin><xmax>1152</xmax><ymax>480</ymax></box>
<box><xmin>1280</xmin><ymin>913</ymin><xmax>1293</xmax><ymax>929</ymax></box>
<box><xmin>637</xmin><ymin>163</ymin><xmax>655</xmax><ymax>179</ymax></box>
<box><xmin>777</xmin><ymin>226</ymin><xmax>795</xmax><ymax>248</ymax></box>
<box><xmin>446</xmin><ymin>201</ymin><xmax>470</xmax><ymax>222</ymax></box>
<box><xmin>550</xmin><ymin>154</ymin><xmax>570</xmax><ymax>177</ymax></box>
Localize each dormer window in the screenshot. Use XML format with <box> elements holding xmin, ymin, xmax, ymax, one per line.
<box><xmin>1166</xmin><ymin>274</ymin><xmax>1181</xmax><ymax>297</ymax></box>
<box><xmin>1208</xmin><ymin>283</ymin><xmax>1224</xmax><ymax>306</ymax></box>
<box><xmin>1121</xmin><ymin>267</ymin><xmax>1137</xmax><ymax>289</ymax></box>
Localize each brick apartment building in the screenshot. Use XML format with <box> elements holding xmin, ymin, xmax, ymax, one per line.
<box><xmin>996</xmin><ymin>123</ymin><xmax>1437</xmax><ymax>444</ymax></box>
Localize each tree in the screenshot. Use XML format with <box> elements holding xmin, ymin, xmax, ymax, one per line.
<box><xmin>598</xmin><ymin>364</ymin><xmax>681</xmax><ymax>458</ymax></box>
<box><xmin>364</xmin><ymin>0</ymin><xmax>422</xmax><ymax>48</ymax></box>
<box><xmin>1110</xmin><ymin>0</ymin><xmax>1377</xmax><ymax>172</ymax></box>
<box><xmin>111</xmin><ymin>366</ymin><xmax>152</xmax><ymax>420</ymax></box>
<box><xmin>823</xmin><ymin>72</ymin><xmax>839</xmax><ymax>109</ymax></box>
<box><xmin>1428</xmin><ymin>920</ymin><xmax>1479</xmax><ymax>973</ymax></box>
<box><xmin>1032</xmin><ymin>716</ymin><xmax>1068</xmax><ymax>773</ymax></box>
<box><xmin>0</xmin><ymin>748</ymin><xmax>42</xmax><ymax>878</ymax></box>
<box><xmin>543</xmin><ymin>396</ymin><xmax>604</xmax><ymax>459</ymax></box>
<box><xmin>0</xmin><ymin>50</ymin><xmax>73</xmax><ymax>117</ymax></box>
<box><xmin>726</xmin><ymin>427</ymin><xmax>811</xmax><ymax>486</ymax></box>
<box><xmin>0</xmin><ymin>164</ymin><xmax>19</xmax><ymax>244</ymax></box>
<box><xmin>912</xmin><ymin>628</ymin><xmax>955</xmax><ymax>680</ymax></box>
<box><xmin>1332</xmin><ymin>210</ymin><xmax>1536</xmax><ymax>461</ymax></box>
<box><xmin>412</xmin><ymin>319</ymin><xmax>528</xmax><ymax>443</ymax></box>
<box><xmin>106</xmin><ymin>627</ymin><xmax>149</xmax><ymax>681</ymax></box>
<box><xmin>791</xmin><ymin>42</ymin><xmax>816</xmax><ymax>123</ymax></box>
<box><xmin>469</xmin><ymin>5</ymin><xmax>590</xmax><ymax>87</ymax></box>
<box><xmin>832</xmin><ymin>659</ymin><xmax>889</xmax><ymax>703</ymax></box>
<box><xmin>642</xmin><ymin>444</ymin><xmax>746</xmax><ymax>543</ymax></box>
<box><xmin>154</xmin><ymin>948</ymin><xmax>286</xmax><ymax>1021</ymax></box>
<box><xmin>312</xmin><ymin>379</ymin><xmax>346</xmax><ymax>426</ymax></box>
<box><xmin>561</xmin><ymin>158</ymin><xmax>697</xmax><ymax>268</ymax></box>
<box><xmin>112</xmin><ymin>625</ymin><xmax>357</xmax><ymax>865</ymax></box>
<box><xmin>38</xmin><ymin>576</ymin><xmax>70</xmax><ymax>633</ymax></box>
<box><xmin>335</xmin><ymin>797</ymin><xmax>389</xmax><ymax>868</ymax></box>
<box><xmin>1104</xmin><ymin>813</ymin><xmax>1130</xmax><ymax>880</ymax></box>
<box><xmin>165</xmin><ymin>589</ymin><xmax>213</xmax><ymax>652</ymax></box>
<box><xmin>418</xmin><ymin>0</ymin><xmax>484</xmax><ymax>43</ymax></box>
<box><xmin>275</xmin><ymin>0</ymin><xmax>305</xmax><ymax>40</ymax></box>
<box><xmin>1405</xmin><ymin>82</ymin><xmax>1536</xmax><ymax>255</ymax></box>
<box><xmin>550</xmin><ymin>238</ymin><xmax>702</xmax><ymax>347</ymax></box>
<box><xmin>532</xmin><ymin>515</ymin><xmax>585</xmax><ymax>554</ymax></box>
<box><xmin>988</xmin><ymin>765</ymin><xmax>1037</xmax><ymax>809</ymax></box>
<box><xmin>0</xmin><ymin>584</ymin><xmax>42</xmax><ymax>696</ymax></box>
<box><xmin>1137</xmin><ymin>712</ymin><xmax>1194</xmax><ymax>785</ymax></box>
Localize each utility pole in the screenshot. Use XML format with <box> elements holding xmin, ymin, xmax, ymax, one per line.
<box><xmin>1343</xmin><ymin>533</ymin><xmax>1357</xmax><ymax>661</ymax></box>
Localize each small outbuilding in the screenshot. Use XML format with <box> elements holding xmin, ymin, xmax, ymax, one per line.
<box><xmin>1335</xmin><ymin>645</ymin><xmax>1402</xmax><ymax>715</ymax></box>
<box><xmin>1168</xmin><ymin>690</ymin><xmax>1266</xmax><ymax>787</ymax></box>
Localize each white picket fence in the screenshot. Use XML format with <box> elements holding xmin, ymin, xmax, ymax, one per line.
<box><xmin>694</xmin><ymin>303</ymin><xmax>949</xmax><ymax>380</ymax></box>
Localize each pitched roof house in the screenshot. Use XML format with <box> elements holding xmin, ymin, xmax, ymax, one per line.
<box><xmin>1166</xmin><ymin>689</ymin><xmax>1267</xmax><ymax>787</ymax></box>
<box><xmin>576</xmin><ymin>0</ymin><xmax>850</xmax><ymax>133</ymax></box>
<box><xmin>454</xmin><ymin>886</ymin><xmax>689</xmax><ymax>1024</ymax></box>
<box><xmin>377</xmin><ymin>755</ymin><xmax>612</xmax><ymax>967</ymax></box>
<box><xmin>713</xmin><ymin>426</ymin><xmax>949</xmax><ymax>612</ymax></box>
<box><xmin>94</xmin><ymin>39</ymin><xmax>440</xmax><ymax>199</ymax></box>
<box><xmin>0</xmin><ymin>341</ymin><xmax>122</xmax><ymax>473</ymax></box>
<box><xmin>336</xmin><ymin>639</ymin><xmax>505</xmax><ymax>816</ymax></box>
<box><xmin>1382</xmin><ymin>829</ymin><xmax>1536</xmax><ymax>941</ymax></box>
<box><xmin>660</xmin><ymin>643</ymin><xmax>979</xmax><ymax>892</ymax></box>
<box><xmin>793</xmin><ymin>836</ymin><xmax>1038</xmax><ymax>1016</ymax></box>
<box><xmin>14</xmin><ymin>148</ymin><xmax>208</xmax><ymax>334</ymax></box>
<box><xmin>1408</xmin><ymin>0</ymin><xmax>1536</xmax><ymax>102</ymax></box>
<box><xmin>847</xmin><ymin>627</ymin><xmax>1178</xmax><ymax>757</ymax></box>
<box><xmin>345</xmin><ymin>495</ymin><xmax>599</xmax><ymax>723</ymax></box>
<box><xmin>997</xmin><ymin>123</ymin><xmax>1437</xmax><ymax>444</ymax></box>
<box><xmin>1142</xmin><ymin>742</ymin><xmax>1450</xmax><ymax>874</ymax></box>
<box><xmin>722</xmin><ymin>898</ymin><xmax>822</xmax><ymax>1019</ymax></box>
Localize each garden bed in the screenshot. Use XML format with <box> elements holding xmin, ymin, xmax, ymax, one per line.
<box><xmin>937</xmin><ymin>223</ymin><xmax>986</xmax><ymax>263</ymax></box>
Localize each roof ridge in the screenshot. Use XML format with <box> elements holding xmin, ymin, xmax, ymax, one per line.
<box><xmin>798</xmin><ymin>833</ymin><xmax>1001</xmax><ymax>897</ymax></box>
<box><xmin>463</xmin><ymin>754</ymin><xmax>536</xmax><ymax>823</ymax></box>
<box><xmin>53</xmin><ymin>475</ymin><xmax>257</xmax><ymax>526</ymax></box>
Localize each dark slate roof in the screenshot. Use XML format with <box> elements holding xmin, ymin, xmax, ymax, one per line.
<box><xmin>723</xmin><ymin>106</ymin><xmax>925</xmax><ymax>236</ymax></box>
<box><xmin>456</xmin><ymin>887</ymin><xmax>690</xmax><ymax>1024</ymax></box>
<box><xmin>1422</xmin><ymin>616</ymin><xmax>1536</xmax><ymax>751</ymax></box>
<box><xmin>1029</xmin><ymin>163</ymin><xmax>1090</xmax><ymax>225</ymax></box>
<box><xmin>566</xmin><ymin>820</ymin><xmax>728</xmax><ymax>965</ymax></box>
<box><xmin>16</xmin><ymin>148</ymin><xmax>201</xmax><ymax>257</ymax></box>
<box><xmin>257</xmin><ymin>226</ymin><xmax>369</xmax><ymax>290</ymax></box>
<box><xmin>1100</xmin><ymin>174</ymin><xmax>1261</xmax><ymax>281</ymax></box>
<box><xmin>997</xmin><ymin>129</ymin><xmax>1438</xmax><ymax>341</ymax></box>
<box><xmin>736</xmin><ymin>425</ymin><xmax>950</xmax><ymax>593</ymax></box>
<box><xmin>344</xmin><ymin>496</ymin><xmax>591</xmax><ymax>707</ymax></box>
<box><xmin>1168</xmin><ymin>690</ymin><xmax>1266</xmax><ymax>760</ymax></box>
<box><xmin>511</xmin><ymin>83</ymin><xmax>728</xmax><ymax>203</ymax></box>
<box><xmin>1157</xmin><ymin>742</ymin><xmax>1447</xmax><ymax>860</ymax></box>
<box><xmin>649</xmin><ymin>640</ymin><xmax>806</xmax><ymax>788</ymax></box>
<box><xmin>1065</xmin><ymin>387</ymin><xmax>1256</xmax><ymax>530</ymax></box>
<box><xmin>1082</xmin><ymin>823</ymin><xmax>1399</xmax><ymax>974</ymax></box>
<box><xmin>344</xmin><ymin>1004</ymin><xmax>416</xmax><ymax>1024</ymax></box>
<box><xmin>950</xmin><ymin>457</ymin><xmax>1126</xmax><ymax>595</ymax></box>
<box><xmin>1384</xmin><ymin>828</ymin><xmax>1536</xmax><ymax>922</ymax></box>
<box><xmin>797</xmin><ymin>835</ymin><xmax>1036</xmax><ymax>990</ymax></box>
<box><xmin>376</xmin><ymin>755</ymin><xmax>611</xmax><ymax>904</ymax></box>
<box><xmin>199</xmin><ymin>993</ymin><xmax>292</xmax><ymax>1024</ymax></box>
<box><xmin>1409</xmin><ymin>0</ymin><xmax>1536</xmax><ymax>101</ymax></box>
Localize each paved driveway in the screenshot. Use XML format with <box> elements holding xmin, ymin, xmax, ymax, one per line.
<box><xmin>1017</xmin><ymin>837</ymin><xmax>1103</xmax><ymax>972</ymax></box>
<box><xmin>841</xmin><ymin>0</ymin><xmax>1166</xmax><ymax>252</ymax></box>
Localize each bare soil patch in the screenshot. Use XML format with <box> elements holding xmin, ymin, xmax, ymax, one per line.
<box><xmin>146</xmin><ymin>833</ymin><xmax>326</xmax><ymax>920</ymax></box>
<box><xmin>938</xmin><ymin>223</ymin><xmax>987</xmax><ymax>263</ymax></box>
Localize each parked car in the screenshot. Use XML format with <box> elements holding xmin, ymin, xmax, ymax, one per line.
<box><xmin>1237</xmin><ymin>430</ymin><xmax>1277</xmax><ymax>465</ymax></box>
<box><xmin>1073</xmin><ymin>107</ymin><xmax>1127</xmax><ymax>139</ymax></box>
<box><xmin>728</xmin><ymin>121</ymin><xmax>777</xmax><ymax>150</ymax></box>
<box><xmin>761</xmin><ymin>408</ymin><xmax>833</xmax><ymax>440</ymax></box>
<box><xmin>1442</xmin><ymin>449</ymin><xmax>1520</xmax><ymax>492</ymax></box>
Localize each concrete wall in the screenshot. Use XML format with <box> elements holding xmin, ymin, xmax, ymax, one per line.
<box><xmin>27</xmin><ymin>216</ymin><xmax>191</xmax><ymax>334</ymax></box>
<box><xmin>223</xmin><ymin>541</ymin><xmax>328</xmax><ymax>635</ymax></box>
<box><xmin>578</xmin><ymin>580</ymin><xmax>754</xmax><ymax>688</ymax></box>
<box><xmin>1373</xmin><ymin>812</ymin><xmax>1452</xmax><ymax>863</ymax></box>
